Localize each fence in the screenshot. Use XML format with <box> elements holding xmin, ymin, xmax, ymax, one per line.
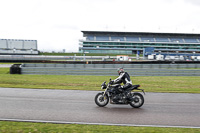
<box><xmin>20</xmin><ymin>63</ymin><xmax>200</xmax><ymax>76</ymax></box>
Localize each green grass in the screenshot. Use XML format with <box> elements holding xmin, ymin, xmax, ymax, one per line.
<box><xmin>0</xmin><ymin>121</ymin><xmax>200</xmax><ymax>133</ymax></box>
<box><xmin>0</xmin><ymin>68</ymin><xmax>200</xmax><ymax>93</ymax></box>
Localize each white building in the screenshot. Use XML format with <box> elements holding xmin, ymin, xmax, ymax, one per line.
<box><xmin>0</xmin><ymin>39</ymin><xmax>39</xmax><ymax>55</ymax></box>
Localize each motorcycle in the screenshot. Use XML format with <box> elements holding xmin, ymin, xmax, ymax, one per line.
<box><xmin>95</xmin><ymin>79</ymin><xmax>145</xmax><ymax>108</ymax></box>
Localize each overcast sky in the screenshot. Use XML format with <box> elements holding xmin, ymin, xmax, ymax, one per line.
<box><xmin>0</xmin><ymin>0</ymin><xmax>200</xmax><ymax>52</ymax></box>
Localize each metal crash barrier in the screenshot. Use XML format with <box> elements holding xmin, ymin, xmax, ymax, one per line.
<box><xmin>9</xmin><ymin>63</ymin><xmax>200</xmax><ymax>76</ymax></box>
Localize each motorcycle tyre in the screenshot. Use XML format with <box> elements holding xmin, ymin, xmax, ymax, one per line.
<box><xmin>129</xmin><ymin>92</ymin><xmax>144</xmax><ymax>108</ymax></box>
<box><xmin>95</xmin><ymin>92</ymin><xmax>109</xmax><ymax>107</ymax></box>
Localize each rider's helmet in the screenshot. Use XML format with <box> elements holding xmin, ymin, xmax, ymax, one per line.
<box><xmin>117</xmin><ymin>67</ymin><xmax>124</xmax><ymax>75</ymax></box>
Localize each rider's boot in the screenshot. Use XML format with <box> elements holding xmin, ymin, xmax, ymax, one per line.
<box><xmin>118</xmin><ymin>86</ymin><xmax>123</xmax><ymax>93</ymax></box>
<box><xmin>125</xmin><ymin>92</ymin><xmax>133</xmax><ymax>101</ymax></box>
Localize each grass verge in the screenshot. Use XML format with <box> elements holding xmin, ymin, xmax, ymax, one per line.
<box><xmin>0</xmin><ymin>68</ymin><xmax>200</xmax><ymax>93</ymax></box>
<box><xmin>0</xmin><ymin>121</ymin><xmax>200</xmax><ymax>133</ymax></box>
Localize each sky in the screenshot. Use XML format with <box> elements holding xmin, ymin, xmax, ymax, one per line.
<box><xmin>0</xmin><ymin>0</ymin><xmax>200</xmax><ymax>52</ymax></box>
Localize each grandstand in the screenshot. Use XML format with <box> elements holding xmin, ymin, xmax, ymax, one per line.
<box><xmin>0</xmin><ymin>39</ymin><xmax>39</xmax><ymax>55</ymax></box>
<box><xmin>79</xmin><ymin>31</ymin><xmax>200</xmax><ymax>55</ymax></box>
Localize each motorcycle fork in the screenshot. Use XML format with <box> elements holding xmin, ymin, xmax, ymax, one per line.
<box><xmin>103</xmin><ymin>88</ymin><xmax>108</xmax><ymax>96</ymax></box>
<box><xmin>102</xmin><ymin>87</ymin><xmax>109</xmax><ymax>100</ymax></box>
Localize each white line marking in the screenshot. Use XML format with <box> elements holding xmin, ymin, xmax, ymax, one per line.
<box><xmin>0</xmin><ymin>118</ymin><xmax>200</xmax><ymax>129</ymax></box>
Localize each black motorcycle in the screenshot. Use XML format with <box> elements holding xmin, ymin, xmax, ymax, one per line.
<box><xmin>95</xmin><ymin>79</ymin><xmax>145</xmax><ymax>108</ymax></box>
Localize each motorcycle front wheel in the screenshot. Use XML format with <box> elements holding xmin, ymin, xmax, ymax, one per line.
<box><xmin>129</xmin><ymin>92</ymin><xmax>144</xmax><ymax>108</ymax></box>
<box><xmin>95</xmin><ymin>92</ymin><xmax>109</xmax><ymax>107</ymax></box>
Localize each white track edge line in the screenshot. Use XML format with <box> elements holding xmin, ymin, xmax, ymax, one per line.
<box><xmin>0</xmin><ymin>118</ymin><xmax>200</xmax><ymax>129</ymax></box>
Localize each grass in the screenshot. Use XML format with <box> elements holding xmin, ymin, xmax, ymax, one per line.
<box><xmin>0</xmin><ymin>68</ymin><xmax>200</xmax><ymax>93</ymax></box>
<box><xmin>0</xmin><ymin>121</ymin><xmax>200</xmax><ymax>133</ymax></box>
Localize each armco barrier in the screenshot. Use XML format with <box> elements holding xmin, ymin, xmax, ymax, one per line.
<box><xmin>19</xmin><ymin>63</ymin><xmax>200</xmax><ymax>76</ymax></box>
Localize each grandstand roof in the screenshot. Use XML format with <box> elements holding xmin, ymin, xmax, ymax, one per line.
<box><xmin>81</xmin><ymin>31</ymin><xmax>200</xmax><ymax>37</ymax></box>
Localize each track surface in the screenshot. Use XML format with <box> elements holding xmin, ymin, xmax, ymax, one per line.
<box><xmin>0</xmin><ymin>88</ymin><xmax>200</xmax><ymax>127</ymax></box>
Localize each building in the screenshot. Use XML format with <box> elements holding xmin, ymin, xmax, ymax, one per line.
<box><xmin>79</xmin><ymin>31</ymin><xmax>200</xmax><ymax>55</ymax></box>
<box><xmin>0</xmin><ymin>39</ymin><xmax>39</xmax><ymax>55</ymax></box>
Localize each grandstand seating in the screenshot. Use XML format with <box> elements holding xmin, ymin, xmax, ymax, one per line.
<box><xmin>86</xmin><ymin>35</ymin><xmax>200</xmax><ymax>43</ymax></box>
<box><xmin>86</xmin><ymin>36</ymin><xmax>94</xmax><ymax>41</ymax></box>
<box><xmin>126</xmin><ymin>36</ymin><xmax>140</xmax><ymax>42</ymax></box>
<box><xmin>111</xmin><ymin>36</ymin><xmax>124</xmax><ymax>41</ymax></box>
<box><xmin>140</xmin><ymin>37</ymin><xmax>155</xmax><ymax>42</ymax></box>
<box><xmin>155</xmin><ymin>37</ymin><xmax>169</xmax><ymax>42</ymax></box>
<box><xmin>184</xmin><ymin>38</ymin><xmax>198</xmax><ymax>43</ymax></box>
<box><xmin>96</xmin><ymin>36</ymin><xmax>109</xmax><ymax>41</ymax></box>
<box><xmin>170</xmin><ymin>38</ymin><xmax>184</xmax><ymax>43</ymax></box>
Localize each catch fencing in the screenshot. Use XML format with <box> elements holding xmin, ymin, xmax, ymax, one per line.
<box><xmin>20</xmin><ymin>63</ymin><xmax>200</xmax><ymax>76</ymax></box>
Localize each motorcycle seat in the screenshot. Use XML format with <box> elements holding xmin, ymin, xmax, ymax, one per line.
<box><xmin>126</xmin><ymin>85</ymin><xmax>140</xmax><ymax>91</ymax></box>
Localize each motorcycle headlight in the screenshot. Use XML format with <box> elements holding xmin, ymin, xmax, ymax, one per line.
<box><xmin>101</xmin><ymin>85</ymin><xmax>106</xmax><ymax>89</ymax></box>
<box><xmin>101</xmin><ymin>81</ymin><xmax>106</xmax><ymax>89</ymax></box>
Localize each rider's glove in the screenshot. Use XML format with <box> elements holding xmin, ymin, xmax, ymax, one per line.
<box><xmin>110</xmin><ymin>80</ymin><xmax>114</xmax><ymax>84</ymax></box>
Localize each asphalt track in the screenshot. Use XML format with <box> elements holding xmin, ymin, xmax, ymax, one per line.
<box><xmin>0</xmin><ymin>88</ymin><xmax>200</xmax><ymax>128</ymax></box>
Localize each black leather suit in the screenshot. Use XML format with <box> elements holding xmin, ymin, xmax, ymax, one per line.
<box><xmin>113</xmin><ymin>72</ymin><xmax>132</xmax><ymax>90</ymax></box>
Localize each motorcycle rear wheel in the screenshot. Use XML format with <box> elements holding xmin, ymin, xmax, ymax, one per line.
<box><xmin>129</xmin><ymin>92</ymin><xmax>144</xmax><ymax>108</ymax></box>
<box><xmin>95</xmin><ymin>93</ymin><xmax>109</xmax><ymax>107</ymax></box>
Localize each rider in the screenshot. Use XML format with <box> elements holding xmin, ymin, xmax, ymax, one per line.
<box><xmin>112</xmin><ymin>67</ymin><xmax>132</xmax><ymax>92</ymax></box>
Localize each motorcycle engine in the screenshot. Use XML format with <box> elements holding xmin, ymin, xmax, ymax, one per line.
<box><xmin>113</xmin><ymin>93</ymin><xmax>125</xmax><ymax>103</ymax></box>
